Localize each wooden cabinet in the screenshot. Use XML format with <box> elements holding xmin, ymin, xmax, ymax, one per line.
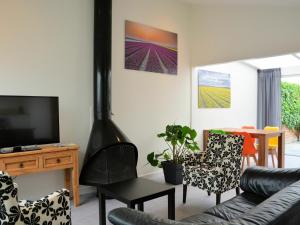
<box><xmin>0</xmin><ymin>145</ymin><xmax>80</xmax><ymax>207</ymax></box>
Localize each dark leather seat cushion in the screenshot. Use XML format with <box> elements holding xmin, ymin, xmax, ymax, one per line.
<box><xmin>180</xmin><ymin>212</ymin><xmax>227</xmax><ymax>224</ymax></box>
<box><xmin>181</xmin><ymin>192</ymin><xmax>266</xmax><ymax>224</ymax></box>
<box><xmin>205</xmin><ymin>192</ymin><xmax>266</xmax><ymax>221</ymax></box>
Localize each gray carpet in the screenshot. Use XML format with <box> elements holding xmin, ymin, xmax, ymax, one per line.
<box><xmin>72</xmin><ymin>153</ymin><xmax>300</xmax><ymax>225</ymax></box>
<box><xmin>71</xmin><ymin>173</ymin><xmax>236</xmax><ymax>225</ymax></box>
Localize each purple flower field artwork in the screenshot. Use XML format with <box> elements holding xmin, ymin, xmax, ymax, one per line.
<box><xmin>125</xmin><ymin>20</ymin><xmax>178</xmax><ymax>75</ymax></box>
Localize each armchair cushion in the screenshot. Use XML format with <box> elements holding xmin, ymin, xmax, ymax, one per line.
<box><xmin>183</xmin><ymin>164</ymin><xmax>224</xmax><ymax>193</ymax></box>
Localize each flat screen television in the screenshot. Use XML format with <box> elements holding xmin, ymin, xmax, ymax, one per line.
<box><xmin>0</xmin><ymin>95</ymin><xmax>60</xmax><ymax>148</ymax></box>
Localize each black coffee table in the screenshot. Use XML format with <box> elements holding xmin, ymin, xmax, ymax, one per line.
<box><xmin>97</xmin><ymin>178</ymin><xmax>175</xmax><ymax>225</ymax></box>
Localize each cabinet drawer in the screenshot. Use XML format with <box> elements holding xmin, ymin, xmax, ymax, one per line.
<box><xmin>3</xmin><ymin>156</ymin><xmax>39</xmax><ymax>171</ymax></box>
<box><xmin>43</xmin><ymin>153</ymin><xmax>73</xmax><ymax>168</ymax></box>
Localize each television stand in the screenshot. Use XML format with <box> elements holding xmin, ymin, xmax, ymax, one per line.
<box><xmin>0</xmin><ymin>144</ymin><xmax>80</xmax><ymax>207</ymax></box>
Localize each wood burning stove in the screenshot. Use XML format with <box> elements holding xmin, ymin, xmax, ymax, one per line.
<box><xmin>79</xmin><ymin>0</ymin><xmax>138</xmax><ymax>187</ymax></box>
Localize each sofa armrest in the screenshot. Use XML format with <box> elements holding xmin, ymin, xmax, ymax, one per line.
<box><xmin>240</xmin><ymin>167</ymin><xmax>300</xmax><ymax>198</ymax></box>
<box><xmin>108</xmin><ymin>208</ymin><xmax>196</xmax><ymax>225</ymax></box>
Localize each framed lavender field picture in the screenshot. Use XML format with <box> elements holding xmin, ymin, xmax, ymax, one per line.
<box><xmin>125</xmin><ymin>20</ymin><xmax>177</xmax><ymax>75</ymax></box>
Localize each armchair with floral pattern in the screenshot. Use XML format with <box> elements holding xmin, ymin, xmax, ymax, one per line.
<box><xmin>0</xmin><ymin>171</ymin><xmax>71</xmax><ymax>225</ymax></box>
<box><xmin>183</xmin><ymin>133</ymin><xmax>244</xmax><ymax>205</ymax></box>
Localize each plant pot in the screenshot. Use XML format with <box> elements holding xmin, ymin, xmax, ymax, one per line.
<box><xmin>161</xmin><ymin>161</ymin><xmax>183</xmax><ymax>185</ymax></box>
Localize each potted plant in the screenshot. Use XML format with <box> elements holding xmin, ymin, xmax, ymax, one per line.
<box><xmin>147</xmin><ymin>124</ymin><xmax>199</xmax><ymax>185</ymax></box>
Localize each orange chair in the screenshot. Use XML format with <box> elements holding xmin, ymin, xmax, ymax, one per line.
<box><xmin>233</xmin><ymin>132</ymin><xmax>257</xmax><ymax>171</ymax></box>
<box><xmin>241</xmin><ymin>126</ymin><xmax>256</xmax><ymax>144</ymax></box>
<box><xmin>264</xmin><ymin>126</ymin><xmax>279</xmax><ymax>167</ymax></box>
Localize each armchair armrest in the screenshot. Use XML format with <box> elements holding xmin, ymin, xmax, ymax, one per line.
<box><xmin>240</xmin><ymin>167</ymin><xmax>300</xmax><ymax>198</ymax></box>
<box><xmin>108</xmin><ymin>208</ymin><xmax>196</xmax><ymax>225</ymax></box>
<box><xmin>19</xmin><ymin>189</ymin><xmax>71</xmax><ymax>225</ymax></box>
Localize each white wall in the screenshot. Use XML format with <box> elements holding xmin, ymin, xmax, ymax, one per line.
<box><xmin>2</xmin><ymin>0</ymin><xmax>300</xmax><ymax>200</ymax></box>
<box><xmin>0</xmin><ymin>0</ymin><xmax>93</xmax><ymax>199</ymax></box>
<box><xmin>189</xmin><ymin>4</ymin><xmax>300</xmax><ymax>66</ymax></box>
<box><xmin>0</xmin><ymin>0</ymin><xmax>191</xmax><ymax>198</ymax></box>
<box><xmin>192</xmin><ymin>62</ymin><xmax>257</xmax><ymax>148</ymax></box>
<box><xmin>112</xmin><ymin>0</ymin><xmax>191</xmax><ymax>175</ymax></box>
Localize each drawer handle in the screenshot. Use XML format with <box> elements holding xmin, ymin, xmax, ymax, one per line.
<box><xmin>19</xmin><ymin>163</ymin><xmax>24</xmax><ymax>168</ymax></box>
<box><xmin>56</xmin><ymin>159</ymin><xmax>61</xmax><ymax>163</ymax></box>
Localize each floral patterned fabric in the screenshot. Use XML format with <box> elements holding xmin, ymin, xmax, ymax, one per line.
<box><xmin>183</xmin><ymin>133</ymin><xmax>244</xmax><ymax>194</ymax></box>
<box><xmin>0</xmin><ymin>171</ymin><xmax>71</xmax><ymax>225</ymax></box>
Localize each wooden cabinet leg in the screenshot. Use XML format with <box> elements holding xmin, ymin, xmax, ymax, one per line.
<box><xmin>64</xmin><ymin>169</ymin><xmax>71</xmax><ymax>192</ymax></box>
<box><xmin>72</xmin><ymin>152</ymin><xmax>80</xmax><ymax>207</ymax></box>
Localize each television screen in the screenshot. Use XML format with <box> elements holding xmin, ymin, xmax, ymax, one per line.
<box><xmin>0</xmin><ymin>96</ymin><xmax>60</xmax><ymax>148</ymax></box>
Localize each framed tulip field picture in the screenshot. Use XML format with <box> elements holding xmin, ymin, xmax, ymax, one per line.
<box><xmin>125</xmin><ymin>20</ymin><xmax>178</xmax><ymax>75</ymax></box>
<box><xmin>198</xmin><ymin>70</ymin><xmax>231</xmax><ymax>108</ymax></box>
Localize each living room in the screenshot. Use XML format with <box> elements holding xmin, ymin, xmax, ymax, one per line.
<box><xmin>0</xmin><ymin>0</ymin><xmax>300</xmax><ymax>225</ymax></box>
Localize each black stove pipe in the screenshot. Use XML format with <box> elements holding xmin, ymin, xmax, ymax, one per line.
<box><xmin>94</xmin><ymin>0</ymin><xmax>112</xmax><ymax>120</ymax></box>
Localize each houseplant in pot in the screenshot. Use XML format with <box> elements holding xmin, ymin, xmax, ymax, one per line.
<box><xmin>147</xmin><ymin>124</ymin><xmax>199</xmax><ymax>185</ymax></box>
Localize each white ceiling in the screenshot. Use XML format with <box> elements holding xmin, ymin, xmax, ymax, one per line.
<box><xmin>244</xmin><ymin>54</ymin><xmax>300</xmax><ymax>70</ymax></box>
<box><xmin>180</xmin><ymin>0</ymin><xmax>300</xmax><ymax>6</ymax></box>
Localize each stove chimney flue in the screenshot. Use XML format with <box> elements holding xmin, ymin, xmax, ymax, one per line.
<box><xmin>94</xmin><ymin>0</ymin><xmax>112</xmax><ymax>120</ymax></box>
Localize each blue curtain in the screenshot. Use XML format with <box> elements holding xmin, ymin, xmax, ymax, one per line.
<box><xmin>257</xmin><ymin>68</ymin><xmax>282</xmax><ymax>129</ymax></box>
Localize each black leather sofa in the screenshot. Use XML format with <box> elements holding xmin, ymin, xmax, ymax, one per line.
<box><xmin>108</xmin><ymin>167</ymin><xmax>300</xmax><ymax>225</ymax></box>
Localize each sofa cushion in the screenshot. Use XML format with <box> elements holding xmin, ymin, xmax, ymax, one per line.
<box><xmin>181</xmin><ymin>192</ymin><xmax>265</xmax><ymax>224</ymax></box>
<box><xmin>180</xmin><ymin>212</ymin><xmax>227</xmax><ymax>224</ymax></box>
<box><xmin>205</xmin><ymin>192</ymin><xmax>266</xmax><ymax>221</ymax></box>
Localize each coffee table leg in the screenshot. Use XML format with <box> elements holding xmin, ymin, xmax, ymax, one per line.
<box><xmin>98</xmin><ymin>188</ymin><xmax>106</xmax><ymax>225</ymax></box>
<box><xmin>137</xmin><ymin>202</ymin><xmax>144</xmax><ymax>211</ymax></box>
<box><xmin>127</xmin><ymin>202</ymin><xmax>135</xmax><ymax>209</ymax></box>
<box><xmin>168</xmin><ymin>189</ymin><xmax>175</xmax><ymax>220</ymax></box>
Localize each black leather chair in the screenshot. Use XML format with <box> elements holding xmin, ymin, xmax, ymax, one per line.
<box><xmin>108</xmin><ymin>167</ymin><xmax>300</xmax><ymax>225</ymax></box>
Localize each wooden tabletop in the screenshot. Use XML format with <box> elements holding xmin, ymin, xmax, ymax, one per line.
<box><xmin>207</xmin><ymin>128</ymin><xmax>284</xmax><ymax>137</ymax></box>
<box><xmin>100</xmin><ymin>178</ymin><xmax>174</xmax><ymax>203</ymax></box>
<box><xmin>0</xmin><ymin>144</ymin><xmax>79</xmax><ymax>158</ymax></box>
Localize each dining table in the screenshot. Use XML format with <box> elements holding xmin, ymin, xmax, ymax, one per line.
<box><xmin>203</xmin><ymin>128</ymin><xmax>285</xmax><ymax>168</ymax></box>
